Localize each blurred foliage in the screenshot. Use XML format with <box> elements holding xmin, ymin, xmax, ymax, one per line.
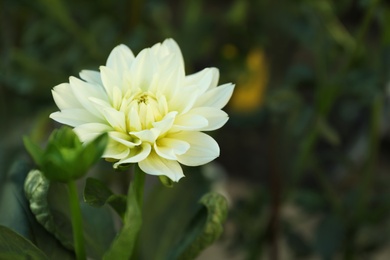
<box><xmin>3</xmin><ymin>0</ymin><xmax>390</xmax><ymax>259</ymax></box>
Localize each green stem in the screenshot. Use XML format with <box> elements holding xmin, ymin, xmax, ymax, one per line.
<box><xmin>67</xmin><ymin>181</ymin><xmax>86</xmax><ymax>260</ymax></box>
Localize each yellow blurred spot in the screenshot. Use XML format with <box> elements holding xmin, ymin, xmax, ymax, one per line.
<box><xmin>222</xmin><ymin>44</ymin><xmax>238</xmax><ymax>60</ymax></box>
<box><xmin>230</xmin><ymin>48</ymin><xmax>268</xmax><ymax>113</ymax></box>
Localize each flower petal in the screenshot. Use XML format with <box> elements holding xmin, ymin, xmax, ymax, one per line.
<box><xmin>186</xmin><ymin>107</ymin><xmax>229</xmax><ymax>131</ymax></box>
<box><xmin>50</xmin><ymin>109</ymin><xmax>103</xmax><ymax>127</ymax></box>
<box><xmin>73</xmin><ymin>123</ymin><xmax>113</xmax><ymax>142</ymax></box>
<box><xmin>185</xmin><ymin>68</ymin><xmax>218</xmax><ymax>94</ymax></box>
<box><xmin>52</xmin><ymin>83</ymin><xmax>82</xmax><ymax>110</ymax></box>
<box><xmin>102</xmin><ymin>108</ymin><xmax>126</xmax><ymax>132</ymax></box>
<box><xmin>109</xmin><ymin>131</ymin><xmax>141</xmax><ymax>147</ymax></box>
<box><xmin>106</xmin><ymin>44</ymin><xmax>135</xmax><ymax>73</ymax></box>
<box><xmin>154</xmin><ymin>138</ymin><xmax>190</xmax><ymax>160</ymax></box>
<box><xmin>114</xmin><ymin>143</ymin><xmax>152</xmax><ymax>166</ymax></box>
<box><xmin>172</xmin><ymin>113</ymin><xmax>208</xmax><ymax>131</ymax></box>
<box><xmin>130</xmin><ymin>128</ymin><xmax>160</xmax><ymax>143</ymax></box>
<box><xmin>130</xmin><ymin>48</ymin><xmax>158</xmax><ymax>91</ymax></box>
<box><xmin>152</xmin><ymin>111</ymin><xmax>177</xmax><ymax>136</ymax></box>
<box><xmin>139</xmin><ymin>151</ymin><xmax>184</xmax><ymax>182</ymax></box>
<box><xmin>171</xmin><ymin>131</ymin><xmax>220</xmax><ymax>166</ymax></box>
<box><xmin>79</xmin><ymin>70</ymin><xmax>103</xmax><ymax>86</ymax></box>
<box><xmin>195</xmin><ymin>83</ymin><xmax>235</xmax><ymax>109</ymax></box>
<box><xmin>69</xmin><ymin>76</ymin><xmax>107</xmax><ymax>118</ymax></box>
<box><xmin>104</xmin><ymin>140</ymin><xmax>130</xmax><ymax>160</ymax></box>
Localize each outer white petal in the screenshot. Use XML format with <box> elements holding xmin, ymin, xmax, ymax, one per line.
<box><xmin>194</xmin><ymin>83</ymin><xmax>235</xmax><ymax>109</ymax></box>
<box><xmin>130</xmin><ymin>49</ymin><xmax>158</xmax><ymax>91</ymax></box>
<box><xmin>185</xmin><ymin>68</ymin><xmax>219</xmax><ymax>93</ymax></box>
<box><xmin>50</xmin><ymin>109</ymin><xmax>103</xmax><ymax>127</ymax></box>
<box><xmin>102</xmin><ymin>107</ymin><xmax>126</xmax><ymax>132</ymax></box>
<box><xmin>139</xmin><ymin>151</ymin><xmax>184</xmax><ymax>182</ymax></box>
<box><xmin>52</xmin><ymin>83</ymin><xmax>82</xmax><ymax>110</ymax></box>
<box><xmin>169</xmin><ymin>88</ymin><xmax>200</xmax><ymax>114</ymax></box>
<box><xmin>114</xmin><ymin>143</ymin><xmax>152</xmax><ymax>166</ymax></box>
<box><xmin>148</xmin><ymin>53</ymin><xmax>182</xmax><ymax>98</ymax></box>
<box><xmin>99</xmin><ymin>66</ymin><xmax>127</xmax><ymax>100</ymax></box>
<box><xmin>152</xmin><ymin>111</ymin><xmax>177</xmax><ymax>136</ymax></box>
<box><xmin>109</xmin><ymin>131</ymin><xmax>141</xmax><ymax>147</ymax></box>
<box><xmin>73</xmin><ymin>123</ymin><xmax>113</xmax><ymax>142</ymax></box>
<box><xmin>172</xmin><ymin>131</ymin><xmax>220</xmax><ymax>166</ymax></box>
<box><xmin>106</xmin><ymin>44</ymin><xmax>135</xmax><ymax>74</ymax></box>
<box><xmin>104</xmin><ymin>140</ymin><xmax>130</xmax><ymax>160</ymax></box>
<box><xmin>172</xmin><ymin>113</ymin><xmax>208</xmax><ymax>131</ymax></box>
<box><xmin>162</xmin><ymin>39</ymin><xmax>185</xmax><ymax>72</ymax></box>
<box><xmin>186</xmin><ymin>107</ymin><xmax>229</xmax><ymax>131</ymax></box>
<box><xmin>154</xmin><ymin>138</ymin><xmax>190</xmax><ymax>160</ymax></box>
<box><xmin>130</xmin><ymin>128</ymin><xmax>160</xmax><ymax>143</ymax></box>
<box><xmin>69</xmin><ymin>76</ymin><xmax>107</xmax><ymax>118</ymax></box>
<box><xmin>79</xmin><ymin>70</ymin><xmax>103</xmax><ymax>86</ymax></box>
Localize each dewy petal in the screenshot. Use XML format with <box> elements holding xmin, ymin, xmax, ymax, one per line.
<box><xmin>79</xmin><ymin>70</ymin><xmax>103</xmax><ymax>86</ymax></box>
<box><xmin>171</xmin><ymin>131</ymin><xmax>220</xmax><ymax>166</ymax></box>
<box><xmin>106</xmin><ymin>44</ymin><xmax>135</xmax><ymax>74</ymax></box>
<box><xmin>74</xmin><ymin>123</ymin><xmax>113</xmax><ymax>142</ymax></box>
<box><xmin>139</xmin><ymin>151</ymin><xmax>184</xmax><ymax>182</ymax></box>
<box><xmin>50</xmin><ymin>109</ymin><xmax>104</xmax><ymax>127</ymax></box>
<box><xmin>114</xmin><ymin>143</ymin><xmax>152</xmax><ymax>166</ymax></box>
<box><xmin>185</xmin><ymin>107</ymin><xmax>229</xmax><ymax>131</ymax></box>
<box><xmin>194</xmin><ymin>83</ymin><xmax>235</xmax><ymax>109</ymax></box>
<box><xmin>154</xmin><ymin>138</ymin><xmax>190</xmax><ymax>160</ymax></box>
<box><xmin>52</xmin><ymin>83</ymin><xmax>82</xmax><ymax>110</ymax></box>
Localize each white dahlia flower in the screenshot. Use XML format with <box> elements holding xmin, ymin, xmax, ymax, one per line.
<box><xmin>50</xmin><ymin>39</ymin><xmax>234</xmax><ymax>182</ymax></box>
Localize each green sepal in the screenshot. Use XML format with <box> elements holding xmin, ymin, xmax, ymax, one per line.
<box><xmin>159</xmin><ymin>175</ymin><xmax>174</xmax><ymax>188</ymax></box>
<box><xmin>23</xmin><ymin>136</ymin><xmax>44</xmax><ymax>166</ymax></box>
<box><xmin>0</xmin><ymin>225</ymin><xmax>48</xmax><ymax>260</ymax></box>
<box><xmin>84</xmin><ymin>177</ymin><xmax>127</xmax><ymax>219</ymax></box>
<box><xmin>24</xmin><ymin>126</ymin><xmax>108</xmax><ymax>182</ymax></box>
<box><xmin>168</xmin><ymin>192</ymin><xmax>228</xmax><ymax>260</ymax></box>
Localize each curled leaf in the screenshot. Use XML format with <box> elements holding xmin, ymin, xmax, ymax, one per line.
<box><xmin>168</xmin><ymin>192</ymin><xmax>228</xmax><ymax>260</ymax></box>
<box><xmin>24</xmin><ymin>169</ymin><xmax>74</xmax><ymax>250</ymax></box>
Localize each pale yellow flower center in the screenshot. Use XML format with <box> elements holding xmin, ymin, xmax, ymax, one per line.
<box><xmin>121</xmin><ymin>89</ymin><xmax>168</xmax><ymax>131</ymax></box>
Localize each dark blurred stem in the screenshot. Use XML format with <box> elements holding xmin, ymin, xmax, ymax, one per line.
<box><xmin>268</xmin><ymin>126</ymin><xmax>281</xmax><ymax>260</ymax></box>
<box><xmin>343</xmin><ymin>0</ymin><xmax>381</xmax><ymax>71</ymax></box>
<box><xmin>356</xmin><ymin>96</ymin><xmax>381</xmax><ymax>220</ymax></box>
<box><xmin>67</xmin><ymin>181</ymin><xmax>86</xmax><ymax>260</ymax></box>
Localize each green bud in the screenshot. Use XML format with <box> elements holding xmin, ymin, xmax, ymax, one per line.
<box><xmin>24</xmin><ymin>126</ymin><xmax>108</xmax><ymax>182</ymax></box>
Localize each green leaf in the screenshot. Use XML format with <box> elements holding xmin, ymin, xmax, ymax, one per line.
<box><xmin>103</xmin><ymin>166</ymin><xmax>145</xmax><ymax>260</ymax></box>
<box><xmin>168</xmin><ymin>192</ymin><xmax>228</xmax><ymax>260</ymax></box>
<box><xmin>24</xmin><ymin>169</ymin><xmax>74</xmax><ymax>250</ymax></box>
<box><xmin>23</xmin><ymin>136</ymin><xmax>44</xmax><ymax>166</ymax></box>
<box><xmin>0</xmin><ymin>225</ymin><xmax>48</xmax><ymax>260</ymax></box>
<box><xmin>25</xmin><ymin>169</ymin><xmax>116</xmax><ymax>259</ymax></box>
<box><xmin>84</xmin><ymin>177</ymin><xmax>127</xmax><ymax>218</ymax></box>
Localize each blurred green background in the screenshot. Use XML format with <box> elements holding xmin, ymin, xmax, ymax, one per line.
<box><xmin>2</xmin><ymin>0</ymin><xmax>390</xmax><ymax>259</ymax></box>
